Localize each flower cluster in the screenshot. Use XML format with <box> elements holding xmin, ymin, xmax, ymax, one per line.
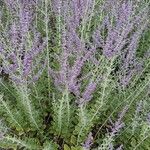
<box><xmin>0</xmin><ymin>0</ymin><xmax>46</xmax><ymax>84</ymax></box>
<box><xmin>82</xmin><ymin>132</ymin><xmax>93</xmax><ymax>150</ymax></box>
<box><xmin>49</xmin><ymin>0</ymin><xmax>149</xmax><ymax>106</ymax></box>
<box><xmin>0</xmin><ymin>0</ymin><xmax>149</xmax><ymax>149</ymax></box>
<box><xmin>93</xmin><ymin>0</ymin><xmax>149</xmax><ymax>88</ymax></box>
<box><xmin>49</xmin><ymin>0</ymin><xmax>97</xmax><ymax>105</ymax></box>
<box><xmin>109</xmin><ymin>105</ymin><xmax>128</xmax><ymax>137</ymax></box>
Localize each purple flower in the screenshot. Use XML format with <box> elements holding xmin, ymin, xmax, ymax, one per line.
<box><xmin>4</xmin><ymin>0</ymin><xmax>17</xmax><ymax>13</ymax></box>
<box><xmin>94</xmin><ymin>0</ymin><xmax>148</xmax><ymax>61</ymax></box>
<box><xmin>51</xmin><ymin>0</ymin><xmax>62</xmax><ymax>15</ymax></box>
<box><xmin>49</xmin><ymin>25</ymin><xmax>96</xmax><ymax>97</ymax></box>
<box><xmin>119</xmin><ymin>70</ymin><xmax>134</xmax><ymax>88</ymax></box>
<box><xmin>23</xmin><ymin>55</ymin><xmax>33</xmax><ymax>77</ymax></box>
<box><xmin>30</xmin><ymin>60</ymin><xmax>47</xmax><ymax>83</ymax></box>
<box><xmin>82</xmin><ymin>132</ymin><xmax>93</xmax><ymax>150</ymax></box>
<box><xmin>19</xmin><ymin>6</ymin><xmax>32</xmax><ymax>37</ymax></box>
<box><xmin>110</xmin><ymin>105</ymin><xmax>128</xmax><ymax>137</ymax></box>
<box><xmin>1</xmin><ymin>1</ymin><xmax>46</xmax><ymax>84</ymax></box>
<box><xmin>77</xmin><ymin>81</ymin><xmax>97</xmax><ymax>105</ymax></box>
<box><xmin>136</xmin><ymin>101</ymin><xmax>143</xmax><ymax>114</ymax></box>
<box><xmin>2</xmin><ymin>52</ymin><xmax>18</xmax><ymax>74</ymax></box>
<box><xmin>101</xmin><ymin>1</ymin><xmax>134</xmax><ymax>58</ymax></box>
<box><xmin>28</xmin><ymin>32</ymin><xmax>46</xmax><ymax>58</ymax></box>
<box><xmin>82</xmin><ymin>81</ymin><xmax>96</xmax><ymax>101</ymax></box>
<box><xmin>9</xmin><ymin>23</ymin><xmax>20</xmax><ymax>50</ymax></box>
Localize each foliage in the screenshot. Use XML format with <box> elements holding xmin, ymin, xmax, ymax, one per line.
<box><xmin>0</xmin><ymin>0</ymin><xmax>150</xmax><ymax>150</ymax></box>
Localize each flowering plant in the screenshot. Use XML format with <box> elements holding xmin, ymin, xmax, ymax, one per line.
<box><xmin>0</xmin><ymin>0</ymin><xmax>150</xmax><ymax>149</ymax></box>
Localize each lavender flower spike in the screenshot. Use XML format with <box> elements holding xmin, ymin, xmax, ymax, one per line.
<box><xmin>82</xmin><ymin>81</ymin><xmax>96</xmax><ymax>100</ymax></box>
<box><xmin>77</xmin><ymin>81</ymin><xmax>97</xmax><ymax>106</ymax></box>
<box><xmin>110</xmin><ymin>105</ymin><xmax>128</xmax><ymax>137</ymax></box>
<box><xmin>82</xmin><ymin>132</ymin><xmax>93</xmax><ymax>150</ymax></box>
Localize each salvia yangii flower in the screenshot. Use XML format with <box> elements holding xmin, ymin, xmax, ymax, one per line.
<box><xmin>77</xmin><ymin>81</ymin><xmax>97</xmax><ymax>105</ymax></box>
<box><xmin>110</xmin><ymin>105</ymin><xmax>128</xmax><ymax>137</ymax></box>
<box><xmin>1</xmin><ymin>1</ymin><xmax>46</xmax><ymax>84</ymax></box>
<box><xmin>82</xmin><ymin>132</ymin><xmax>93</xmax><ymax>150</ymax></box>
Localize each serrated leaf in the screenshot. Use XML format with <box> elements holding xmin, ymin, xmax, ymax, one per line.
<box><xmin>0</xmin><ymin>139</ymin><xmax>17</xmax><ymax>150</ymax></box>
<box><xmin>64</xmin><ymin>144</ymin><xmax>71</xmax><ymax>150</ymax></box>
<box><xmin>70</xmin><ymin>135</ymin><xmax>76</xmax><ymax>145</ymax></box>
<box><xmin>131</xmin><ymin>138</ymin><xmax>137</xmax><ymax>147</ymax></box>
<box><xmin>43</xmin><ymin>141</ymin><xmax>58</xmax><ymax>150</ymax></box>
<box><xmin>71</xmin><ymin>146</ymin><xmax>83</xmax><ymax>150</ymax></box>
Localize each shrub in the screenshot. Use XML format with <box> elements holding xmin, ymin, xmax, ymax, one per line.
<box><xmin>0</xmin><ymin>0</ymin><xmax>150</xmax><ymax>149</ymax></box>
